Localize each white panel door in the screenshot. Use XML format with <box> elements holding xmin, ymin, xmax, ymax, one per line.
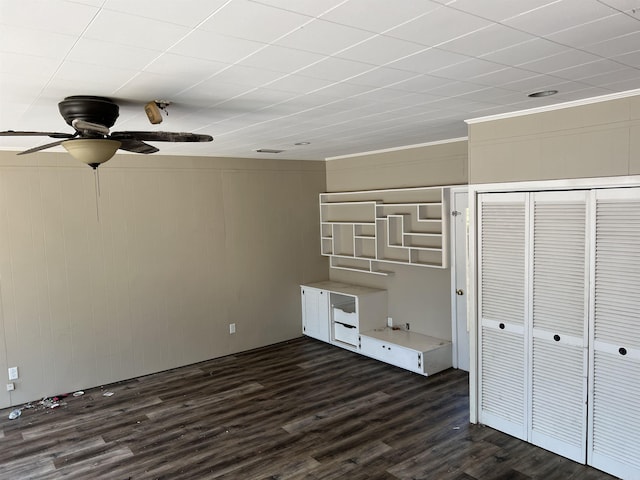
<box><xmin>452</xmin><ymin>189</ymin><xmax>470</xmax><ymax>371</ymax></box>
<box><xmin>588</xmin><ymin>188</ymin><xmax>640</xmax><ymax>480</ymax></box>
<box><xmin>478</xmin><ymin>192</ymin><xmax>528</xmax><ymax>440</ymax></box>
<box><xmin>528</xmin><ymin>191</ymin><xmax>589</xmax><ymax>463</ymax></box>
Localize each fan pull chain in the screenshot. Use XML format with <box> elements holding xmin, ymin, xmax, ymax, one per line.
<box><xmin>94</xmin><ymin>167</ymin><xmax>100</xmax><ymax>222</ymax></box>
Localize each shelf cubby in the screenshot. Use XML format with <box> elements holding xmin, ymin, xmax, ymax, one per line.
<box><xmin>321</xmin><ymin>223</ymin><xmax>333</xmax><ymax>238</ymax></box>
<box><xmin>330</xmin><ymin>256</ymin><xmax>390</xmax><ymax>276</ymax></box>
<box><xmin>354</xmin><ymin>236</ymin><xmax>376</xmax><ymax>259</ymax></box>
<box><xmin>403</xmin><ymin>232</ymin><xmax>442</xmax><ymax>250</ymax></box>
<box><xmin>320</xmin><ymin>201</ymin><xmax>376</xmax><ymax>224</ymax></box>
<box><xmin>321</xmin><ymin>237</ymin><xmax>333</xmax><ymax>255</ymax></box>
<box><xmin>354</xmin><ymin>224</ymin><xmax>375</xmax><ymax>237</ymax></box>
<box><xmin>410</xmin><ymin>249</ymin><xmax>443</xmax><ymax>266</ymax></box>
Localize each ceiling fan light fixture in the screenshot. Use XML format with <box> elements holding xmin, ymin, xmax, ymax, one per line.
<box><xmin>62</xmin><ymin>138</ymin><xmax>121</xmax><ymax>169</ymax></box>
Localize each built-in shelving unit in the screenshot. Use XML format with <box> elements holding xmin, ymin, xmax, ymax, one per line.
<box><xmin>320</xmin><ymin>187</ymin><xmax>449</xmax><ymax>275</ymax></box>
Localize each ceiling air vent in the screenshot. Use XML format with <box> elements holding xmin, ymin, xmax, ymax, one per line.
<box><xmin>528</xmin><ymin>89</ymin><xmax>558</xmax><ymax>98</ymax></box>
<box><xmin>256</xmin><ymin>148</ymin><xmax>284</xmax><ymax>154</ymax></box>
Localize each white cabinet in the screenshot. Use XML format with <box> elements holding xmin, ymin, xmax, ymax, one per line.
<box><xmin>300</xmin><ymin>281</ymin><xmax>452</xmax><ymax>376</ymax></box>
<box><xmin>477</xmin><ymin>187</ymin><xmax>640</xmax><ymax>479</ymax></box>
<box><xmin>360</xmin><ymin>329</ymin><xmax>452</xmax><ymax>375</ymax></box>
<box><xmin>300</xmin><ymin>281</ymin><xmax>387</xmax><ymax>350</ymax></box>
<box><xmin>300</xmin><ymin>286</ymin><xmax>330</xmax><ymax>342</ymax></box>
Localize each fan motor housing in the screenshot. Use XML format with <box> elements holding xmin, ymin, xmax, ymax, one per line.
<box><xmin>58</xmin><ymin>96</ymin><xmax>119</xmax><ymax>129</ymax></box>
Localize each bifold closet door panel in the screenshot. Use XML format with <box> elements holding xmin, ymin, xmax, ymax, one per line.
<box><xmin>529</xmin><ymin>191</ymin><xmax>589</xmax><ymax>463</ymax></box>
<box><xmin>589</xmin><ymin>188</ymin><xmax>640</xmax><ymax>479</ymax></box>
<box><xmin>478</xmin><ymin>192</ymin><xmax>528</xmax><ymax>440</ymax></box>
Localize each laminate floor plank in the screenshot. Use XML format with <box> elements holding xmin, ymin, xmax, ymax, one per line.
<box><xmin>0</xmin><ymin>337</ymin><xmax>617</xmax><ymax>479</ymax></box>
<box><xmin>282</xmin><ymin>391</ymin><xmax>390</xmax><ymax>434</ymax></box>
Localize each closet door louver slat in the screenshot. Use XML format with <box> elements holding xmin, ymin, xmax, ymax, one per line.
<box><xmin>478</xmin><ymin>193</ymin><xmax>527</xmax><ymax>440</ymax></box>
<box><xmin>589</xmin><ymin>191</ymin><xmax>640</xmax><ymax>480</ymax></box>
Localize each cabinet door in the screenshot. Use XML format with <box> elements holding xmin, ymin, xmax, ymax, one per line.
<box><xmin>477</xmin><ymin>192</ymin><xmax>528</xmax><ymax>440</ymax></box>
<box><xmin>529</xmin><ymin>191</ymin><xmax>589</xmax><ymax>463</ymax></box>
<box><xmin>301</xmin><ymin>287</ymin><xmax>329</xmax><ymax>342</ymax></box>
<box><xmin>588</xmin><ymin>188</ymin><xmax>640</xmax><ymax>479</ymax></box>
<box><xmin>360</xmin><ymin>335</ymin><xmax>422</xmax><ymax>373</ymax></box>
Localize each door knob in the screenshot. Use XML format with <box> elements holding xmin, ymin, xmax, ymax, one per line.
<box><xmin>456</xmin><ymin>289</ymin><xmax>464</xmax><ymax>296</ymax></box>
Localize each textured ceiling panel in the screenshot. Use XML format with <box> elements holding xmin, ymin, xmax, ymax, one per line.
<box><xmin>0</xmin><ymin>0</ymin><xmax>639</xmax><ymax>160</ymax></box>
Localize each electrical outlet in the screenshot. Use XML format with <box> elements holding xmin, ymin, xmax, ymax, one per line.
<box><xmin>387</xmin><ymin>317</ymin><xmax>393</xmax><ymax>327</ymax></box>
<box><xmin>229</xmin><ymin>323</ymin><xmax>236</xmax><ymax>334</ymax></box>
<box><xmin>8</xmin><ymin>367</ymin><xmax>18</xmax><ymax>381</ymax></box>
<box><xmin>6</xmin><ymin>383</ymin><xmax>15</xmax><ymax>391</ymax></box>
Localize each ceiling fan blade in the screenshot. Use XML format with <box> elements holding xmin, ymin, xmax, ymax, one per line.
<box><xmin>117</xmin><ymin>138</ymin><xmax>159</xmax><ymax>154</ymax></box>
<box><xmin>0</xmin><ymin>130</ymin><xmax>75</xmax><ymax>139</ymax></box>
<box><xmin>17</xmin><ymin>139</ymin><xmax>67</xmax><ymax>155</ymax></box>
<box><xmin>111</xmin><ymin>131</ymin><xmax>213</xmax><ymax>143</ymax></box>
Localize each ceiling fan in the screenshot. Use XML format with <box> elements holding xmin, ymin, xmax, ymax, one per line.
<box><xmin>0</xmin><ymin>96</ymin><xmax>213</xmax><ymax>169</ymax></box>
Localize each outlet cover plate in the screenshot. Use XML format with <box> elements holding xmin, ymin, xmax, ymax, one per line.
<box><xmin>8</xmin><ymin>367</ymin><xmax>18</xmax><ymax>381</ymax></box>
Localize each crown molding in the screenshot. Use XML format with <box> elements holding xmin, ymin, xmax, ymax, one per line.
<box><xmin>325</xmin><ymin>136</ymin><xmax>468</xmax><ymax>161</ymax></box>
<box><xmin>465</xmin><ymin>88</ymin><xmax>640</xmax><ymax>125</ymax></box>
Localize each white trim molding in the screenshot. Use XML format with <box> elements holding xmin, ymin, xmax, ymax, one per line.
<box><xmin>325</xmin><ymin>137</ymin><xmax>468</xmax><ymax>161</ymax></box>
<box><xmin>465</xmin><ymin>88</ymin><xmax>640</xmax><ymax>125</ymax></box>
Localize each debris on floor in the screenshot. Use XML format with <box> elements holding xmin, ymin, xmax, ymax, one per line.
<box><xmin>5</xmin><ymin>386</ymin><xmax>118</xmax><ymax>420</ymax></box>
<box><xmin>8</xmin><ymin>408</ymin><xmax>22</xmax><ymax>420</ymax></box>
<box><xmin>40</xmin><ymin>396</ymin><xmax>67</xmax><ymax>409</ymax></box>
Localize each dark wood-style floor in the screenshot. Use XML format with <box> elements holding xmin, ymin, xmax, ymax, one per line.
<box><xmin>0</xmin><ymin>337</ymin><xmax>617</xmax><ymax>480</ymax></box>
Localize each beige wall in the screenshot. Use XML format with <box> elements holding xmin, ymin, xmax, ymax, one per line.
<box><xmin>325</xmin><ymin>140</ymin><xmax>468</xmax><ymax>340</ymax></box>
<box><xmin>326</xmin><ymin>140</ymin><xmax>468</xmax><ymax>192</ymax></box>
<box><xmin>0</xmin><ymin>151</ymin><xmax>327</xmax><ymax>408</ymax></box>
<box><xmin>469</xmin><ymin>94</ymin><xmax>640</xmax><ymax>184</ymax></box>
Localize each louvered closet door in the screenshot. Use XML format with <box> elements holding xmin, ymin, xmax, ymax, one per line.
<box><xmin>529</xmin><ymin>191</ymin><xmax>589</xmax><ymax>463</ymax></box>
<box><xmin>478</xmin><ymin>192</ymin><xmax>528</xmax><ymax>440</ymax></box>
<box><xmin>588</xmin><ymin>188</ymin><xmax>640</xmax><ymax>480</ymax></box>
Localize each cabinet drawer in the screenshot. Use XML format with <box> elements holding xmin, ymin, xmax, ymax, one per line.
<box><xmin>333</xmin><ymin>306</ymin><xmax>357</xmax><ymax>327</ymax></box>
<box><xmin>360</xmin><ymin>335</ymin><xmax>422</xmax><ymax>373</ymax></box>
<box><xmin>334</xmin><ymin>322</ymin><xmax>358</xmax><ymax>346</ymax></box>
